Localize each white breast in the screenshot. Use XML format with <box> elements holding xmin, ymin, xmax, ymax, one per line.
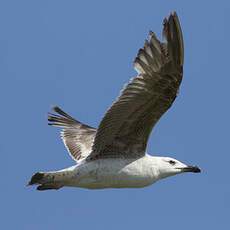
<box><xmin>67</xmin><ymin>155</ymin><xmax>160</xmax><ymax>189</ymax></box>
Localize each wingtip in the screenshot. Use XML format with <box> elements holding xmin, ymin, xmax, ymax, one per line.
<box><xmin>52</xmin><ymin>106</ymin><xmax>63</xmax><ymax>114</ymax></box>
<box><xmin>162</xmin><ymin>11</ymin><xmax>184</xmax><ymax>66</ymax></box>
<box><xmin>170</xmin><ymin>11</ymin><xmax>178</xmax><ymax>18</ymax></box>
<box><xmin>50</xmin><ymin>106</ymin><xmax>75</xmax><ymax>120</ymax></box>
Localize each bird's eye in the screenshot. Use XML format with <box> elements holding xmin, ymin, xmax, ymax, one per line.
<box><xmin>169</xmin><ymin>160</ymin><xmax>176</xmax><ymax>165</ymax></box>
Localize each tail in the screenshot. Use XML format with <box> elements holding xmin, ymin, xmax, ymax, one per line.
<box><xmin>28</xmin><ymin>172</ymin><xmax>63</xmax><ymax>191</ymax></box>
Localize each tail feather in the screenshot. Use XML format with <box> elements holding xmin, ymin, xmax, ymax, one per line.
<box><xmin>37</xmin><ymin>184</ymin><xmax>63</xmax><ymax>191</ymax></box>
<box><xmin>28</xmin><ymin>172</ymin><xmax>63</xmax><ymax>191</ymax></box>
<box><xmin>28</xmin><ymin>172</ymin><xmax>45</xmax><ymax>185</ymax></box>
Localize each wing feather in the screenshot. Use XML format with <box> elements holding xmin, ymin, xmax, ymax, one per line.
<box><xmin>88</xmin><ymin>12</ymin><xmax>184</xmax><ymax>160</ymax></box>
<box><xmin>48</xmin><ymin>106</ymin><xmax>96</xmax><ymax>162</ymax></box>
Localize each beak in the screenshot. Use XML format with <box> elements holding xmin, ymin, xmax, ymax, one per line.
<box><xmin>179</xmin><ymin>165</ymin><xmax>201</xmax><ymax>173</ymax></box>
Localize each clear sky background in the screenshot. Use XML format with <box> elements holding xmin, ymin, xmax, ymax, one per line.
<box><xmin>1</xmin><ymin>0</ymin><xmax>229</xmax><ymax>229</ymax></box>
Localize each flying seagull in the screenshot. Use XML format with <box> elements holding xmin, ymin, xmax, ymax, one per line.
<box><xmin>28</xmin><ymin>12</ymin><xmax>200</xmax><ymax>191</ymax></box>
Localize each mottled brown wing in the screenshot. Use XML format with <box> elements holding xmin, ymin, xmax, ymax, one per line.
<box><xmin>48</xmin><ymin>106</ymin><xmax>96</xmax><ymax>162</ymax></box>
<box><xmin>88</xmin><ymin>12</ymin><xmax>184</xmax><ymax>160</ymax></box>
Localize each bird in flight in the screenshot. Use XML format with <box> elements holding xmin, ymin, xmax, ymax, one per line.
<box><xmin>28</xmin><ymin>12</ymin><xmax>200</xmax><ymax>191</ymax></box>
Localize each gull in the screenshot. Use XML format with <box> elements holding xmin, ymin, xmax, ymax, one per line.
<box><xmin>28</xmin><ymin>12</ymin><xmax>201</xmax><ymax>191</ymax></box>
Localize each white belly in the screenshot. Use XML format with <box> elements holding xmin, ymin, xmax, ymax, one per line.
<box><xmin>66</xmin><ymin>155</ymin><xmax>159</xmax><ymax>189</ymax></box>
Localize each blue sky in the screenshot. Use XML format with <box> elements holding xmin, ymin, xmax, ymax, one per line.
<box><xmin>1</xmin><ymin>0</ymin><xmax>229</xmax><ymax>229</ymax></box>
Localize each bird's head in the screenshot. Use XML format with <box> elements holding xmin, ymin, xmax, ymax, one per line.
<box><xmin>156</xmin><ymin>157</ymin><xmax>201</xmax><ymax>179</ymax></box>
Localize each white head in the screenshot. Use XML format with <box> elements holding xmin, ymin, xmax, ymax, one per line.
<box><xmin>155</xmin><ymin>156</ymin><xmax>201</xmax><ymax>180</ymax></box>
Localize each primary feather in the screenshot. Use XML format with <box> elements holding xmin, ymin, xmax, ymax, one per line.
<box><xmin>48</xmin><ymin>106</ymin><xmax>96</xmax><ymax>161</ymax></box>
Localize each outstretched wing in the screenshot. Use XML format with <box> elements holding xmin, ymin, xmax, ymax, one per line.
<box><xmin>48</xmin><ymin>106</ymin><xmax>96</xmax><ymax>162</ymax></box>
<box><xmin>89</xmin><ymin>12</ymin><xmax>184</xmax><ymax>160</ymax></box>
